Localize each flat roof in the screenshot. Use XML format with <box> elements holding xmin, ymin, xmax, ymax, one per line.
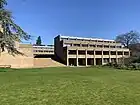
<box><xmin>33</xmin><ymin>45</ymin><xmax>54</xmax><ymax>48</ymax></box>
<box><xmin>60</xmin><ymin>35</ymin><xmax>115</xmax><ymax>42</ymax></box>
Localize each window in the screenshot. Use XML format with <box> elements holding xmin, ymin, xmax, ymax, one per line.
<box><xmin>124</xmin><ymin>52</ymin><xmax>129</xmax><ymax>55</ymax></box>
<box><xmin>78</xmin><ymin>50</ymin><xmax>86</xmax><ymax>55</ymax></box>
<box><xmin>116</xmin><ymin>46</ymin><xmax>122</xmax><ymax>48</ymax></box>
<box><xmin>82</xmin><ymin>44</ymin><xmax>88</xmax><ymax>47</ymax></box>
<box><xmin>104</xmin><ymin>45</ymin><xmax>109</xmax><ymax>48</ymax></box>
<box><xmin>104</xmin><ymin>41</ymin><xmax>109</xmax><ymax>43</ymax></box>
<box><xmin>95</xmin><ymin>51</ymin><xmax>102</xmax><ymax>55</ymax></box>
<box><xmin>74</xmin><ymin>44</ymin><xmax>80</xmax><ymax>47</ymax></box>
<box><xmin>104</xmin><ymin>58</ymin><xmax>109</xmax><ymax>63</ymax></box>
<box><xmin>69</xmin><ymin>50</ymin><xmax>76</xmax><ymax>55</ymax></box>
<box><xmin>110</xmin><ymin>46</ymin><xmax>116</xmax><ymax>48</ymax></box>
<box><xmin>117</xmin><ymin>52</ymin><xmax>123</xmax><ymax>55</ymax></box>
<box><xmin>87</xmin><ymin>51</ymin><xmax>94</xmax><ymax>55</ymax></box>
<box><xmin>103</xmin><ymin>51</ymin><xmax>109</xmax><ymax>55</ymax></box>
<box><xmin>111</xmin><ymin>51</ymin><xmax>116</xmax><ymax>55</ymax></box>
<box><xmin>89</xmin><ymin>45</ymin><xmax>95</xmax><ymax>47</ymax></box>
<box><xmin>98</xmin><ymin>41</ymin><xmax>103</xmax><ymax>43</ymax></box>
<box><xmin>97</xmin><ymin>45</ymin><xmax>103</xmax><ymax>48</ymax></box>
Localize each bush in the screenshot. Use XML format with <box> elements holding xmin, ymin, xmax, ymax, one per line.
<box><xmin>130</xmin><ymin>63</ymin><xmax>140</xmax><ymax>70</ymax></box>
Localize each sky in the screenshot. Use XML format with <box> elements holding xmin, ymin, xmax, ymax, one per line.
<box><xmin>6</xmin><ymin>0</ymin><xmax>140</xmax><ymax>45</ymax></box>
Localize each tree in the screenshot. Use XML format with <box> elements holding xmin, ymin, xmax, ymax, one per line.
<box><xmin>0</xmin><ymin>0</ymin><xmax>31</xmax><ymax>55</ymax></box>
<box><xmin>115</xmin><ymin>30</ymin><xmax>140</xmax><ymax>48</ymax></box>
<box><xmin>36</xmin><ymin>36</ymin><xmax>42</xmax><ymax>45</ymax></box>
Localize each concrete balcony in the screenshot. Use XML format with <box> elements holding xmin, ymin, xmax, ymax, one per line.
<box><xmin>68</xmin><ymin>55</ymin><xmax>77</xmax><ymax>58</ymax></box>
<box><xmin>78</xmin><ymin>55</ymin><xmax>86</xmax><ymax>58</ymax></box>
<box><xmin>67</xmin><ymin>46</ymin><xmax>129</xmax><ymax>52</ymax></box>
<box><xmin>68</xmin><ymin>54</ymin><xmax>130</xmax><ymax>59</ymax></box>
<box><xmin>87</xmin><ymin>55</ymin><xmax>94</xmax><ymax>58</ymax></box>
<box><xmin>116</xmin><ymin>55</ymin><xmax>123</xmax><ymax>58</ymax></box>
<box><xmin>103</xmin><ymin>55</ymin><xmax>110</xmax><ymax>58</ymax></box>
<box><xmin>63</xmin><ymin>39</ymin><xmax>122</xmax><ymax>46</ymax></box>
<box><xmin>95</xmin><ymin>55</ymin><xmax>102</xmax><ymax>58</ymax></box>
<box><xmin>110</xmin><ymin>55</ymin><xmax>117</xmax><ymax>58</ymax></box>
<box><xmin>33</xmin><ymin>46</ymin><xmax>54</xmax><ymax>55</ymax></box>
<box><xmin>33</xmin><ymin>51</ymin><xmax>54</xmax><ymax>55</ymax></box>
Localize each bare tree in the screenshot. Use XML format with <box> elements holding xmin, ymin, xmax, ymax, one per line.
<box><xmin>115</xmin><ymin>31</ymin><xmax>140</xmax><ymax>48</ymax></box>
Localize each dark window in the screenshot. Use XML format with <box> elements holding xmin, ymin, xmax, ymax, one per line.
<box><xmin>69</xmin><ymin>50</ymin><xmax>76</xmax><ymax>55</ymax></box>
<box><xmin>97</xmin><ymin>45</ymin><xmax>103</xmax><ymax>48</ymax></box>
<box><xmin>95</xmin><ymin>51</ymin><xmax>102</xmax><ymax>55</ymax></box>
<box><xmin>89</xmin><ymin>45</ymin><xmax>95</xmax><ymax>47</ymax></box>
<box><xmin>87</xmin><ymin>51</ymin><xmax>94</xmax><ymax>55</ymax></box>
<box><xmin>104</xmin><ymin>45</ymin><xmax>109</xmax><ymax>48</ymax></box>
<box><xmin>110</xmin><ymin>46</ymin><xmax>116</xmax><ymax>48</ymax></box>
<box><xmin>82</xmin><ymin>44</ymin><xmax>88</xmax><ymax>47</ymax></box>
<box><xmin>73</xmin><ymin>44</ymin><xmax>80</xmax><ymax>47</ymax></box>
<box><xmin>78</xmin><ymin>50</ymin><xmax>86</xmax><ymax>55</ymax></box>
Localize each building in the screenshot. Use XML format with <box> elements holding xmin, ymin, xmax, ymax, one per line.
<box><xmin>54</xmin><ymin>35</ymin><xmax>130</xmax><ymax>66</ymax></box>
<box><xmin>33</xmin><ymin>45</ymin><xmax>54</xmax><ymax>58</ymax></box>
<box><xmin>0</xmin><ymin>31</ymin><xmax>131</xmax><ymax>68</ymax></box>
<box><xmin>0</xmin><ymin>42</ymin><xmax>64</xmax><ymax>68</ymax></box>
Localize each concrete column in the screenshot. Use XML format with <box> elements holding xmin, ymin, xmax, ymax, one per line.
<box><xmin>88</xmin><ymin>44</ymin><xmax>89</xmax><ymax>48</ymax></box>
<box><xmin>85</xmin><ymin>50</ymin><xmax>87</xmax><ymax>66</ymax></box>
<box><xmin>67</xmin><ymin>49</ymin><xmax>69</xmax><ymax>66</ymax></box>
<box><xmin>129</xmin><ymin>51</ymin><xmax>131</xmax><ymax>57</ymax></box>
<box><xmin>109</xmin><ymin>50</ymin><xmax>111</xmax><ymax>63</ymax></box>
<box><xmin>116</xmin><ymin>51</ymin><xmax>118</xmax><ymax>63</ymax></box>
<box><xmin>80</xmin><ymin>43</ymin><xmax>82</xmax><ymax>47</ymax></box>
<box><xmin>102</xmin><ymin>50</ymin><xmax>103</xmax><ymax>65</ymax></box>
<box><xmin>76</xmin><ymin>49</ymin><xmax>78</xmax><ymax>66</ymax></box>
<box><xmin>122</xmin><ymin>51</ymin><xmax>124</xmax><ymax>57</ymax></box>
<box><xmin>122</xmin><ymin>51</ymin><xmax>124</xmax><ymax>64</ymax></box>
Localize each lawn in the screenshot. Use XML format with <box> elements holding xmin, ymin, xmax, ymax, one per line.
<box><xmin>0</xmin><ymin>67</ymin><xmax>140</xmax><ymax>105</ymax></box>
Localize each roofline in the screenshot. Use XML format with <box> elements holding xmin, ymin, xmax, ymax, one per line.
<box><xmin>33</xmin><ymin>46</ymin><xmax>54</xmax><ymax>48</ymax></box>
<box><xmin>59</xmin><ymin>35</ymin><xmax>115</xmax><ymax>42</ymax></box>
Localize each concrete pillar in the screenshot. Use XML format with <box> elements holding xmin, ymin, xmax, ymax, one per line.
<box><xmin>122</xmin><ymin>51</ymin><xmax>124</xmax><ymax>64</ymax></box>
<box><xmin>122</xmin><ymin>51</ymin><xmax>124</xmax><ymax>57</ymax></box>
<box><xmin>76</xmin><ymin>49</ymin><xmax>78</xmax><ymax>66</ymax></box>
<box><xmin>80</xmin><ymin>43</ymin><xmax>82</xmax><ymax>47</ymax></box>
<box><xmin>67</xmin><ymin>49</ymin><xmax>69</xmax><ymax>66</ymax></box>
<box><xmin>85</xmin><ymin>50</ymin><xmax>87</xmax><ymax>66</ymax></box>
<box><xmin>129</xmin><ymin>51</ymin><xmax>131</xmax><ymax>57</ymax></box>
<box><xmin>102</xmin><ymin>50</ymin><xmax>103</xmax><ymax>65</ymax></box>
<box><xmin>116</xmin><ymin>51</ymin><xmax>118</xmax><ymax>63</ymax></box>
<box><xmin>88</xmin><ymin>44</ymin><xmax>89</xmax><ymax>48</ymax></box>
<box><xmin>109</xmin><ymin>50</ymin><xmax>111</xmax><ymax>63</ymax></box>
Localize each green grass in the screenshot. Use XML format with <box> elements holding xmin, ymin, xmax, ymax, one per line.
<box><xmin>0</xmin><ymin>67</ymin><xmax>140</xmax><ymax>105</ymax></box>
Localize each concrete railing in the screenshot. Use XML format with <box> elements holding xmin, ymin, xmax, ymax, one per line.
<box><xmin>67</xmin><ymin>46</ymin><xmax>129</xmax><ymax>51</ymax></box>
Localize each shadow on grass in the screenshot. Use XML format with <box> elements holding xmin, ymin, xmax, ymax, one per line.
<box><xmin>0</xmin><ymin>68</ymin><xmax>20</xmax><ymax>72</ymax></box>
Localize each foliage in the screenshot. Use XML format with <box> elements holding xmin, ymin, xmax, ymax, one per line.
<box><xmin>0</xmin><ymin>0</ymin><xmax>31</xmax><ymax>55</ymax></box>
<box><xmin>105</xmin><ymin>59</ymin><xmax>140</xmax><ymax>70</ymax></box>
<box><xmin>115</xmin><ymin>30</ymin><xmax>140</xmax><ymax>48</ymax></box>
<box><xmin>36</xmin><ymin>36</ymin><xmax>42</xmax><ymax>45</ymax></box>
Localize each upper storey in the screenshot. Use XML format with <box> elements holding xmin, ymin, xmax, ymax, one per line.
<box><xmin>33</xmin><ymin>45</ymin><xmax>54</xmax><ymax>55</ymax></box>
<box><xmin>56</xmin><ymin>35</ymin><xmax>124</xmax><ymax>48</ymax></box>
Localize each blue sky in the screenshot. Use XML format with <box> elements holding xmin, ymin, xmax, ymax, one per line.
<box><xmin>7</xmin><ymin>0</ymin><xmax>140</xmax><ymax>45</ymax></box>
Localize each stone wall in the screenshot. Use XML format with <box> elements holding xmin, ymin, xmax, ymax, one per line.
<box><xmin>0</xmin><ymin>42</ymin><xmax>34</xmax><ymax>68</ymax></box>
<box><xmin>0</xmin><ymin>52</ymin><xmax>34</xmax><ymax>68</ymax></box>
